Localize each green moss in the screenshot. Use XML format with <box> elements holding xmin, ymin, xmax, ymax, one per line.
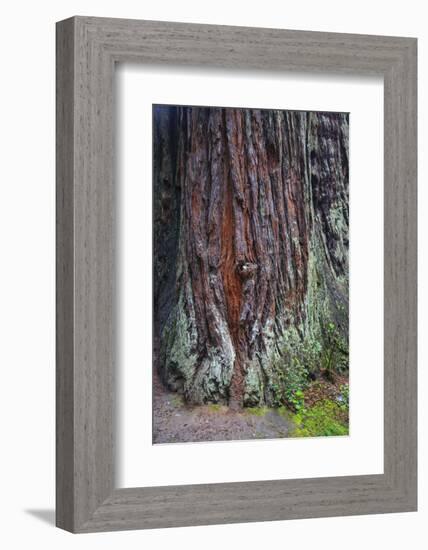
<box><xmin>277</xmin><ymin>406</ymin><xmax>291</xmax><ymax>418</ymax></box>
<box><xmin>208</xmin><ymin>403</ymin><xmax>223</xmax><ymax>412</ymax></box>
<box><xmin>246</xmin><ymin>406</ymin><xmax>269</xmax><ymax>417</ymax></box>
<box><xmin>290</xmin><ymin>399</ymin><xmax>348</xmax><ymax>438</ymax></box>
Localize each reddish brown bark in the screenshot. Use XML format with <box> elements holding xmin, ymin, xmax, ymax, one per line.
<box><xmin>154</xmin><ymin>105</ymin><xmax>349</xmax><ymax>407</ymax></box>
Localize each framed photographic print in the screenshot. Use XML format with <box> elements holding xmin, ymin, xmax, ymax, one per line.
<box><xmin>150</xmin><ymin>103</ymin><xmax>350</xmax><ymax>445</ymax></box>
<box><xmin>56</xmin><ymin>16</ymin><xmax>417</xmax><ymax>532</ymax></box>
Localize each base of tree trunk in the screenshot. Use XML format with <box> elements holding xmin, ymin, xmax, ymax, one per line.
<box><xmin>154</xmin><ymin>105</ymin><xmax>349</xmax><ymax>408</ymax></box>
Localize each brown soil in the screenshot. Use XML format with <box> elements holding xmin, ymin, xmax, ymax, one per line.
<box><xmin>303</xmin><ymin>373</ymin><xmax>348</xmax><ymax>408</ymax></box>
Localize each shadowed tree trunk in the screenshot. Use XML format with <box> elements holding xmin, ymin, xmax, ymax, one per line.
<box><xmin>153</xmin><ymin>105</ymin><xmax>349</xmax><ymax>408</ymax></box>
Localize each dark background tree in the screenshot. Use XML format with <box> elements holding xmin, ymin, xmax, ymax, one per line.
<box><xmin>153</xmin><ymin>104</ymin><xmax>349</xmax><ymax>408</ymax></box>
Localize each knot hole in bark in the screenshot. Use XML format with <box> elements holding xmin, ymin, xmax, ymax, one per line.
<box><xmin>236</xmin><ymin>261</ymin><xmax>258</xmax><ymax>280</ymax></box>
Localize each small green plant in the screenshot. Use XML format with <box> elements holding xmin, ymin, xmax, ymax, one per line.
<box><xmin>290</xmin><ymin>399</ymin><xmax>348</xmax><ymax>437</ymax></box>
<box><xmin>269</xmin><ymin>330</ymin><xmax>311</xmax><ymax>408</ymax></box>
<box><xmin>289</xmin><ymin>389</ymin><xmax>305</xmax><ymax>412</ymax></box>
<box><xmin>268</xmin><ymin>320</ymin><xmax>348</xmax><ymax>409</ymax></box>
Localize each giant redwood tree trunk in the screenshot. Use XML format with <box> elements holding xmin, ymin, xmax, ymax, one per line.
<box><xmin>153</xmin><ymin>105</ymin><xmax>349</xmax><ymax>408</ymax></box>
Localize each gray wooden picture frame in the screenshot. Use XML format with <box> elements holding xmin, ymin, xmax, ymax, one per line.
<box><xmin>56</xmin><ymin>16</ymin><xmax>417</xmax><ymax>533</ymax></box>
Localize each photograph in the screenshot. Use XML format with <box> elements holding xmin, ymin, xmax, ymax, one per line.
<box><xmin>153</xmin><ymin>104</ymin><xmax>349</xmax><ymax>444</ymax></box>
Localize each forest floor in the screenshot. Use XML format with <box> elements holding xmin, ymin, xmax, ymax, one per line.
<box><xmin>153</xmin><ymin>371</ymin><xmax>349</xmax><ymax>444</ymax></box>
<box><xmin>153</xmin><ymin>372</ymin><xmax>293</xmax><ymax>444</ymax></box>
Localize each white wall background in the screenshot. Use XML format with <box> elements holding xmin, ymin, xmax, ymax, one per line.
<box><xmin>0</xmin><ymin>1</ymin><xmax>424</xmax><ymax>548</ymax></box>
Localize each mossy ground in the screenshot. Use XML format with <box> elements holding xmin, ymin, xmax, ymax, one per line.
<box><xmin>245</xmin><ymin>378</ymin><xmax>349</xmax><ymax>438</ymax></box>
<box><xmin>246</xmin><ymin>406</ymin><xmax>270</xmax><ymax>417</ymax></box>
<box><xmin>153</xmin><ymin>370</ymin><xmax>348</xmax><ymax>444</ymax></box>
<box><xmin>290</xmin><ymin>398</ymin><xmax>348</xmax><ymax>437</ymax></box>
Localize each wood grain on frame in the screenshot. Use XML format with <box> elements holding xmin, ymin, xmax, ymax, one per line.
<box><xmin>56</xmin><ymin>16</ymin><xmax>417</xmax><ymax>532</ymax></box>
